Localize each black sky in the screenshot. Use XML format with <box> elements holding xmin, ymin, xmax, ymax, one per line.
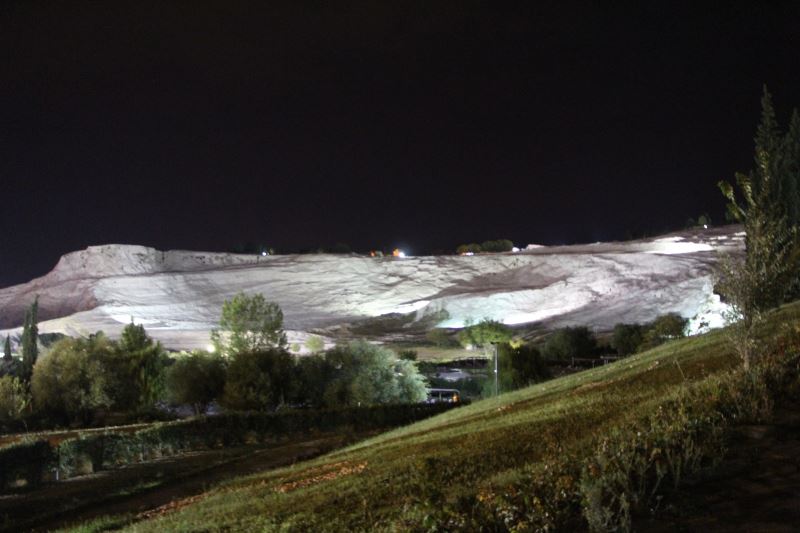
<box><xmin>1</xmin><ymin>1</ymin><xmax>799</xmax><ymax>288</ymax></box>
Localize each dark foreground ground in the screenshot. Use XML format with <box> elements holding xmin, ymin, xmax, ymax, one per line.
<box><xmin>638</xmin><ymin>404</ymin><xmax>800</xmax><ymax>533</ymax></box>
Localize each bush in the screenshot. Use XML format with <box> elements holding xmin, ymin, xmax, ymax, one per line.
<box><xmin>31</xmin><ymin>336</ymin><xmax>113</xmax><ymax>424</ymax></box>
<box><xmin>611</xmin><ymin>323</ymin><xmax>645</xmax><ymax>356</ymax></box>
<box><xmin>166</xmin><ymin>351</ymin><xmax>226</xmax><ymax>415</ymax></box>
<box><xmin>543</xmin><ymin>326</ymin><xmax>597</xmax><ymax>361</ymax></box>
<box><xmin>222</xmin><ymin>349</ymin><xmax>296</xmax><ymax>411</ymax></box>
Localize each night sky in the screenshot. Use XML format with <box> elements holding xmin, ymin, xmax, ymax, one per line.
<box><xmin>2</xmin><ymin>2</ymin><xmax>799</xmax><ymax>288</ymax></box>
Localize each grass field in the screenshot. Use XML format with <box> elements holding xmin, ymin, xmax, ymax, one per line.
<box><xmin>71</xmin><ymin>303</ymin><xmax>800</xmax><ymax>532</ymax></box>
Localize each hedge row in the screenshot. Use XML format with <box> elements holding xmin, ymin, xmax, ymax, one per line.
<box><xmin>0</xmin><ymin>402</ymin><xmax>457</xmax><ymax>490</ymax></box>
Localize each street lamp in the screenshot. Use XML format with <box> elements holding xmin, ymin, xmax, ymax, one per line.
<box><xmin>492</xmin><ymin>342</ymin><xmax>499</xmax><ymax>397</ymax></box>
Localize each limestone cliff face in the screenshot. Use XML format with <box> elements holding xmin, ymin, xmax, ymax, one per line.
<box><xmin>0</xmin><ymin>226</ymin><xmax>743</xmax><ymax>350</ymax></box>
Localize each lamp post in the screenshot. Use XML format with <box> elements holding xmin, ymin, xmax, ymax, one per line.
<box><xmin>493</xmin><ymin>342</ymin><xmax>499</xmax><ymax>397</ymax></box>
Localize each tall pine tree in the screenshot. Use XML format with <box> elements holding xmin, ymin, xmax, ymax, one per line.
<box><xmin>20</xmin><ymin>297</ymin><xmax>39</xmax><ymax>382</ymax></box>
<box><xmin>718</xmin><ymin>88</ymin><xmax>800</xmax><ymax>369</ymax></box>
<box><xmin>719</xmin><ymin>87</ymin><xmax>800</xmax><ymax>310</ymax></box>
<box><xmin>3</xmin><ymin>335</ymin><xmax>11</xmax><ymax>362</ymax></box>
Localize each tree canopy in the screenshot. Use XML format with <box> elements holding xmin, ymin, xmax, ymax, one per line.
<box><xmin>457</xmin><ymin>319</ymin><xmax>513</xmax><ymax>351</ymax></box>
<box><xmin>211</xmin><ymin>293</ymin><xmax>287</xmax><ymax>356</ymax></box>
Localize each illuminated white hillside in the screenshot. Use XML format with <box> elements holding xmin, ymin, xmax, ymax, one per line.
<box><xmin>0</xmin><ymin>226</ymin><xmax>743</xmax><ymax>350</ymax></box>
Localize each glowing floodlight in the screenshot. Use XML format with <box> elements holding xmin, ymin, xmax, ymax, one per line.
<box><xmin>261</xmin><ymin>251</ymin><xmax>267</xmax><ymax>256</ymax></box>
<box><xmin>511</xmin><ymin>247</ymin><xmax>520</xmax><ymax>252</ymax></box>
<box><xmin>392</xmin><ymin>249</ymin><xmax>406</xmax><ymax>258</ymax></box>
<box><xmin>703</xmin><ymin>224</ymin><xmax>708</xmax><ymax>229</ymax></box>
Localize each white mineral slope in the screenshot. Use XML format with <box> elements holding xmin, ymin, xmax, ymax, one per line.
<box><xmin>0</xmin><ymin>226</ymin><xmax>744</xmax><ymax>350</ymax></box>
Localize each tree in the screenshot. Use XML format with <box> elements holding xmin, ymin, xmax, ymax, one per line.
<box><xmin>222</xmin><ymin>349</ymin><xmax>296</xmax><ymax>411</ymax></box>
<box><xmin>20</xmin><ymin>297</ymin><xmax>39</xmax><ymax>382</ymax></box>
<box><xmin>166</xmin><ymin>351</ymin><xmax>226</xmax><ymax>415</ymax></box>
<box><xmin>718</xmin><ymin>88</ymin><xmax>800</xmax><ymax>368</ymax></box>
<box><xmin>211</xmin><ymin>293</ymin><xmax>287</xmax><ymax>356</ymax></box>
<box><xmin>294</xmin><ymin>354</ymin><xmax>336</xmax><ymax>408</ymax></box>
<box><xmin>542</xmin><ymin>326</ymin><xmax>596</xmax><ymax>361</ymax></box>
<box><xmin>480</xmin><ymin>239</ymin><xmax>514</xmax><ymax>253</ymax></box>
<box><xmin>304</xmin><ymin>335</ymin><xmax>325</xmax><ymax>353</ymax></box>
<box><xmin>719</xmin><ymin>87</ymin><xmax>800</xmax><ymax>309</ymax></box>
<box><xmin>106</xmin><ymin>321</ymin><xmax>168</xmax><ymax>412</ymax></box>
<box><xmin>611</xmin><ymin>324</ymin><xmax>645</xmax><ymax>356</ymax></box>
<box><xmin>31</xmin><ymin>336</ymin><xmax>113</xmax><ymax>424</ymax></box>
<box><xmin>3</xmin><ymin>335</ymin><xmax>10</xmax><ymax>362</ymax></box>
<box><xmin>496</xmin><ymin>343</ymin><xmax>550</xmax><ymax>392</ymax></box>
<box><xmin>457</xmin><ymin>319</ymin><xmax>513</xmax><ymax>353</ymax></box>
<box><xmin>317</xmin><ymin>341</ymin><xmax>428</xmax><ymax>407</ymax></box>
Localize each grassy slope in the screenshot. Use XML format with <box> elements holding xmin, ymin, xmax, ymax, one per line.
<box><xmin>112</xmin><ymin>304</ymin><xmax>799</xmax><ymax>532</ymax></box>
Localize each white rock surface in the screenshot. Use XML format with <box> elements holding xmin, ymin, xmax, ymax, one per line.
<box><xmin>0</xmin><ymin>226</ymin><xmax>744</xmax><ymax>350</ymax></box>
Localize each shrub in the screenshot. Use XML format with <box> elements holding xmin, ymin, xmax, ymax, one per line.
<box><xmin>543</xmin><ymin>326</ymin><xmax>597</xmax><ymax>361</ymax></box>
<box><xmin>166</xmin><ymin>351</ymin><xmax>226</xmax><ymax>415</ymax></box>
<box><xmin>31</xmin><ymin>336</ymin><xmax>113</xmax><ymax>424</ymax></box>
